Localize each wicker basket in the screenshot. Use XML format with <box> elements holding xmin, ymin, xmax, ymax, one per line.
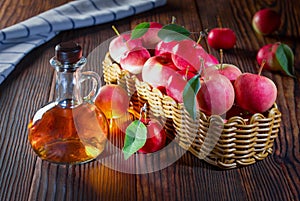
<box><xmin>102</xmin><ymin>52</ymin><xmax>282</xmax><ymax>169</ymax></box>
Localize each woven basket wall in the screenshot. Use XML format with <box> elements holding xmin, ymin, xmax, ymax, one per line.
<box><xmin>102</xmin><ymin>52</ymin><xmax>282</xmax><ymax>169</ymax></box>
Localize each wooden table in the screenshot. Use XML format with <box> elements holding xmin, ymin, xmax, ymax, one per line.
<box><xmin>0</xmin><ymin>0</ymin><xmax>299</xmax><ymax>200</ymax></box>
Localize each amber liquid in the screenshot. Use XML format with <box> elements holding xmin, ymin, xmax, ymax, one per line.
<box><xmin>28</xmin><ymin>101</ymin><xmax>109</xmax><ymax>164</ymax></box>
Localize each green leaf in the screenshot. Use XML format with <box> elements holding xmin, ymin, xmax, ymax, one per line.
<box><xmin>276</xmin><ymin>43</ymin><xmax>295</xmax><ymax>77</ymax></box>
<box><xmin>183</xmin><ymin>74</ymin><xmax>201</xmax><ymax>120</ymax></box>
<box><xmin>158</xmin><ymin>24</ymin><xmax>190</xmax><ymax>42</ymax></box>
<box><xmin>131</xmin><ymin>22</ymin><xmax>150</xmax><ymax>39</ymax></box>
<box><xmin>122</xmin><ymin>120</ymin><xmax>147</xmax><ymax>160</ymax></box>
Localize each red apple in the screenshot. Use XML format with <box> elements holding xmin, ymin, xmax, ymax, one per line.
<box><xmin>120</xmin><ymin>46</ymin><xmax>151</xmax><ymax>74</ymax></box>
<box><xmin>252</xmin><ymin>8</ymin><xmax>281</xmax><ymax>35</ymax></box>
<box><xmin>256</xmin><ymin>42</ymin><xmax>281</xmax><ymax>72</ymax></box>
<box><xmin>154</xmin><ymin>40</ymin><xmax>178</xmax><ymax>57</ymax></box>
<box><xmin>172</xmin><ymin>39</ymin><xmax>218</xmax><ymax>73</ymax></box>
<box><xmin>142</xmin><ymin>55</ymin><xmax>178</xmax><ymax>88</ymax></box>
<box><xmin>234</xmin><ymin>73</ymin><xmax>277</xmax><ymax>114</ymax></box>
<box><xmin>95</xmin><ymin>84</ymin><xmax>130</xmax><ymax>119</ymax></box>
<box><xmin>109</xmin><ymin>33</ymin><xmax>143</xmax><ymax>63</ymax></box>
<box><xmin>197</xmin><ymin>73</ymin><xmax>235</xmax><ymax>115</ymax></box>
<box><xmin>138</xmin><ymin>118</ymin><xmax>167</xmax><ymax>153</ymax></box>
<box><xmin>204</xmin><ymin>64</ymin><xmax>242</xmax><ymax>83</ymax></box>
<box><xmin>166</xmin><ymin>72</ymin><xmax>188</xmax><ymax>103</ymax></box>
<box><xmin>141</xmin><ymin>22</ymin><xmax>163</xmax><ymax>50</ymax></box>
<box><xmin>207</xmin><ymin>28</ymin><xmax>236</xmax><ymax>50</ymax></box>
<box><xmin>257</xmin><ymin>42</ymin><xmax>294</xmax><ymax>76</ymax></box>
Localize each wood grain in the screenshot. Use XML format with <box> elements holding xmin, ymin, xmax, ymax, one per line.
<box><xmin>0</xmin><ymin>0</ymin><xmax>299</xmax><ymax>200</ymax></box>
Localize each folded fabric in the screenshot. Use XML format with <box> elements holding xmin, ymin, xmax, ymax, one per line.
<box><xmin>0</xmin><ymin>0</ymin><xmax>167</xmax><ymax>85</ymax></box>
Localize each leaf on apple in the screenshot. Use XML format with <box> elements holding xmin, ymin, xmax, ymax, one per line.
<box><xmin>131</xmin><ymin>22</ymin><xmax>150</xmax><ymax>39</ymax></box>
<box><xmin>122</xmin><ymin>120</ymin><xmax>147</xmax><ymax>160</ymax></box>
<box><xmin>158</xmin><ymin>24</ymin><xmax>190</xmax><ymax>42</ymax></box>
<box><xmin>276</xmin><ymin>43</ymin><xmax>295</xmax><ymax>77</ymax></box>
<box><xmin>183</xmin><ymin>74</ymin><xmax>201</xmax><ymax>120</ymax></box>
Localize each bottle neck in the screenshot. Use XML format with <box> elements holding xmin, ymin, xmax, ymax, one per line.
<box><xmin>55</xmin><ymin>69</ymin><xmax>83</xmax><ymax>108</ymax></box>
<box><xmin>50</xmin><ymin>56</ymin><xmax>87</xmax><ymax>108</ymax></box>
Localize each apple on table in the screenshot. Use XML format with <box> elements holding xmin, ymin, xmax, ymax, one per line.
<box><xmin>95</xmin><ymin>84</ymin><xmax>130</xmax><ymax>119</ymax></box>
<box><xmin>256</xmin><ymin>42</ymin><xmax>294</xmax><ymax>76</ymax></box>
<box><xmin>252</xmin><ymin>8</ymin><xmax>281</xmax><ymax>35</ymax></box>
<box><xmin>207</xmin><ymin>27</ymin><xmax>236</xmax><ymax>50</ymax></box>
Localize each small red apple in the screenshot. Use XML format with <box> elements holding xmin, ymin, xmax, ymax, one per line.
<box><xmin>204</xmin><ymin>64</ymin><xmax>242</xmax><ymax>83</ymax></box>
<box><xmin>256</xmin><ymin>42</ymin><xmax>294</xmax><ymax>76</ymax></box>
<box><xmin>234</xmin><ymin>71</ymin><xmax>277</xmax><ymax>114</ymax></box>
<box><xmin>197</xmin><ymin>73</ymin><xmax>235</xmax><ymax>115</ymax></box>
<box><xmin>256</xmin><ymin>43</ymin><xmax>281</xmax><ymax>71</ymax></box>
<box><xmin>95</xmin><ymin>84</ymin><xmax>130</xmax><ymax>119</ymax></box>
<box><xmin>109</xmin><ymin>33</ymin><xmax>142</xmax><ymax>63</ymax></box>
<box><xmin>120</xmin><ymin>46</ymin><xmax>151</xmax><ymax>74</ymax></box>
<box><xmin>142</xmin><ymin>55</ymin><xmax>178</xmax><ymax>88</ymax></box>
<box><xmin>154</xmin><ymin>40</ymin><xmax>177</xmax><ymax>57</ymax></box>
<box><xmin>141</xmin><ymin>22</ymin><xmax>163</xmax><ymax>50</ymax></box>
<box><xmin>252</xmin><ymin>8</ymin><xmax>281</xmax><ymax>35</ymax></box>
<box><xmin>166</xmin><ymin>72</ymin><xmax>188</xmax><ymax>103</ymax></box>
<box><xmin>207</xmin><ymin>28</ymin><xmax>237</xmax><ymax>50</ymax></box>
<box><xmin>138</xmin><ymin>118</ymin><xmax>167</xmax><ymax>154</ymax></box>
<box><xmin>172</xmin><ymin>39</ymin><xmax>218</xmax><ymax>73</ymax></box>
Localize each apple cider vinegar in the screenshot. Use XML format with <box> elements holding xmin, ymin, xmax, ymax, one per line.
<box><xmin>28</xmin><ymin>42</ymin><xmax>109</xmax><ymax>164</ymax></box>
<box><xmin>28</xmin><ymin>101</ymin><xmax>108</xmax><ymax>164</ymax></box>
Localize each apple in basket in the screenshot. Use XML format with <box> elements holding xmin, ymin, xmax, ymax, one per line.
<box><xmin>234</xmin><ymin>66</ymin><xmax>277</xmax><ymax>114</ymax></box>
<box><xmin>154</xmin><ymin>40</ymin><xmax>178</xmax><ymax>57</ymax></box>
<box><xmin>197</xmin><ymin>73</ymin><xmax>235</xmax><ymax>115</ymax></box>
<box><xmin>140</xmin><ymin>22</ymin><xmax>163</xmax><ymax>50</ymax></box>
<box><xmin>171</xmin><ymin>39</ymin><xmax>219</xmax><ymax>73</ymax></box>
<box><xmin>142</xmin><ymin>54</ymin><xmax>178</xmax><ymax>88</ymax></box>
<box><xmin>166</xmin><ymin>72</ymin><xmax>188</xmax><ymax>103</ymax></box>
<box><xmin>120</xmin><ymin>46</ymin><xmax>151</xmax><ymax>74</ymax></box>
<box><xmin>108</xmin><ymin>32</ymin><xmax>143</xmax><ymax>63</ymax></box>
<box><xmin>203</xmin><ymin>63</ymin><xmax>242</xmax><ymax>83</ymax></box>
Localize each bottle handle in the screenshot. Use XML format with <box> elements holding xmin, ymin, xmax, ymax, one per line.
<box><xmin>81</xmin><ymin>71</ymin><xmax>101</xmax><ymax>102</ymax></box>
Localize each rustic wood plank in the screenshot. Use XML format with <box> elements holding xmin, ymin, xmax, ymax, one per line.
<box><xmin>0</xmin><ymin>0</ymin><xmax>71</xmax><ymax>29</ymax></box>
<box><xmin>0</xmin><ymin>0</ymin><xmax>299</xmax><ymax>200</ymax></box>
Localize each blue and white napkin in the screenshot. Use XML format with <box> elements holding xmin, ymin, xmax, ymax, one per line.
<box><xmin>0</xmin><ymin>0</ymin><xmax>167</xmax><ymax>84</ymax></box>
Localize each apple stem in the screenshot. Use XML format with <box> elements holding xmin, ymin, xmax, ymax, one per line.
<box><xmin>139</xmin><ymin>103</ymin><xmax>148</xmax><ymax>122</ymax></box>
<box><xmin>196</xmin><ymin>30</ymin><xmax>208</xmax><ymax>45</ymax></box>
<box><xmin>184</xmin><ymin>66</ymin><xmax>190</xmax><ymax>80</ymax></box>
<box><xmin>112</xmin><ymin>25</ymin><xmax>131</xmax><ymax>50</ymax></box>
<box><xmin>112</xmin><ymin>25</ymin><xmax>120</xmax><ymax>36</ymax></box>
<box><xmin>258</xmin><ymin>59</ymin><xmax>266</xmax><ymax>76</ymax></box>
<box><xmin>220</xmin><ymin>49</ymin><xmax>224</xmax><ymax>70</ymax></box>
<box><xmin>171</xmin><ymin>16</ymin><xmax>176</xmax><ymax>24</ymax></box>
<box><xmin>196</xmin><ymin>35</ymin><xmax>202</xmax><ymax>44</ymax></box>
<box><xmin>217</xmin><ymin>16</ymin><xmax>222</xmax><ymax>28</ymax></box>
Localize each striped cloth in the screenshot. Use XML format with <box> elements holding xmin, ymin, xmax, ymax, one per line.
<box><xmin>0</xmin><ymin>0</ymin><xmax>166</xmax><ymax>84</ymax></box>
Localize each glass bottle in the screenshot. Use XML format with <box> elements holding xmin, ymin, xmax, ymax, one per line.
<box><xmin>28</xmin><ymin>41</ymin><xmax>109</xmax><ymax>165</ymax></box>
